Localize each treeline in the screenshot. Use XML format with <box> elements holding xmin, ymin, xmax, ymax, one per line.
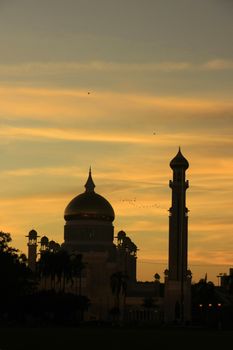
<box><xmin>0</xmin><ymin>231</ymin><xmax>89</xmax><ymax>326</ymax></box>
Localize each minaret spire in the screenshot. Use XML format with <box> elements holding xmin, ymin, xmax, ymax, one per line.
<box><xmin>165</xmin><ymin>149</ymin><xmax>191</xmax><ymax>324</ymax></box>
<box><xmin>85</xmin><ymin>166</ymin><xmax>95</xmax><ymax>193</ymax></box>
<box><xmin>169</xmin><ymin>150</ymin><xmax>189</xmax><ymax>280</ymax></box>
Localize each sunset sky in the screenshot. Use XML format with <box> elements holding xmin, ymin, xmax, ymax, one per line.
<box><xmin>0</xmin><ymin>0</ymin><xmax>232</xmax><ymax>284</ymax></box>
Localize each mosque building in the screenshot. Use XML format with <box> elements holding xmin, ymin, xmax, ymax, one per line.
<box><xmin>27</xmin><ymin>149</ymin><xmax>191</xmax><ymax>324</ymax></box>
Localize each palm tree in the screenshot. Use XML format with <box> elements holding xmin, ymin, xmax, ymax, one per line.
<box><xmin>38</xmin><ymin>250</ymin><xmax>56</xmax><ymax>289</ymax></box>
<box><xmin>70</xmin><ymin>253</ymin><xmax>85</xmax><ymax>295</ymax></box>
<box><xmin>54</xmin><ymin>250</ymin><xmax>71</xmax><ymax>292</ymax></box>
<box><xmin>110</xmin><ymin>271</ymin><xmax>128</xmax><ymax>321</ymax></box>
<box><xmin>38</xmin><ymin>249</ymin><xmax>86</xmax><ymax>295</ymax></box>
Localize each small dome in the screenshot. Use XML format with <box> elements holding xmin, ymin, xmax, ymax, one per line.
<box><xmin>64</xmin><ymin>169</ymin><xmax>115</xmax><ymax>222</ymax></box>
<box><xmin>28</xmin><ymin>229</ymin><xmax>38</xmax><ymax>239</ymax></box>
<box><xmin>170</xmin><ymin>148</ymin><xmax>189</xmax><ymax>170</ymax></box>
<box><xmin>41</xmin><ymin>236</ymin><xmax>49</xmax><ymax>246</ymax></box>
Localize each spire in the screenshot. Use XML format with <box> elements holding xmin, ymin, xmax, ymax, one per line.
<box><xmin>84</xmin><ymin>167</ymin><xmax>95</xmax><ymax>193</ymax></box>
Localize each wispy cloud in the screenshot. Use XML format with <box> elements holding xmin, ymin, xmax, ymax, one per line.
<box><xmin>0</xmin><ymin>85</ymin><xmax>233</xmax><ymax>124</ymax></box>
<box><xmin>202</xmin><ymin>59</ymin><xmax>233</xmax><ymax>70</ymax></box>
<box><xmin>0</xmin><ymin>126</ymin><xmax>153</xmax><ymax>144</ymax></box>
<box><xmin>0</xmin><ymin>125</ymin><xmax>232</xmax><ymax>146</ymax></box>
<box><xmin>1</xmin><ymin>59</ymin><xmax>233</xmax><ymax>76</ymax></box>
<box><xmin>0</xmin><ymin>61</ymin><xmax>192</xmax><ymax>74</ymax></box>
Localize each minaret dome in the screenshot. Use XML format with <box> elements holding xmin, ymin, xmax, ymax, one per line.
<box><xmin>170</xmin><ymin>147</ymin><xmax>189</xmax><ymax>170</ymax></box>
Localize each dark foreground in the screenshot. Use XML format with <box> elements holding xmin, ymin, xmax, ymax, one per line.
<box><xmin>0</xmin><ymin>326</ymin><xmax>233</xmax><ymax>350</ymax></box>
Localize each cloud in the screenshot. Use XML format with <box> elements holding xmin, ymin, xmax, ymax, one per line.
<box><xmin>0</xmin><ymin>61</ymin><xmax>193</xmax><ymax>75</ymax></box>
<box><xmin>2</xmin><ymin>166</ymin><xmax>83</xmax><ymax>177</ymax></box>
<box><xmin>0</xmin><ymin>125</ymin><xmax>232</xmax><ymax>150</ymax></box>
<box><xmin>0</xmin><ymin>85</ymin><xmax>233</xmax><ymax>131</ymax></box>
<box><xmin>202</xmin><ymin>59</ymin><xmax>233</xmax><ymax>70</ymax></box>
<box><xmin>0</xmin><ymin>126</ymin><xmax>151</xmax><ymax>144</ymax></box>
<box><xmin>0</xmin><ymin>59</ymin><xmax>233</xmax><ymax>77</ymax></box>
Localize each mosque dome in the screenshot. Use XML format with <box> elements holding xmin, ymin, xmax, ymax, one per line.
<box><xmin>170</xmin><ymin>148</ymin><xmax>189</xmax><ymax>170</ymax></box>
<box><xmin>64</xmin><ymin>169</ymin><xmax>115</xmax><ymax>222</ymax></box>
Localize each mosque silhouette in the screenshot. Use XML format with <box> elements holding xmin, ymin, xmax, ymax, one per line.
<box><xmin>27</xmin><ymin>149</ymin><xmax>191</xmax><ymax>324</ymax></box>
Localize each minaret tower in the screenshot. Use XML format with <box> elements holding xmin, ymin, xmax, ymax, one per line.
<box><xmin>26</xmin><ymin>229</ymin><xmax>39</xmax><ymax>272</ymax></box>
<box><xmin>164</xmin><ymin>148</ymin><xmax>192</xmax><ymax>323</ymax></box>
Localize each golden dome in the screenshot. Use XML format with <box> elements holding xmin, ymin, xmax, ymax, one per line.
<box><xmin>64</xmin><ymin>169</ymin><xmax>115</xmax><ymax>222</ymax></box>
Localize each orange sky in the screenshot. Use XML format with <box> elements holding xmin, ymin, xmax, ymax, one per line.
<box><xmin>0</xmin><ymin>0</ymin><xmax>233</xmax><ymax>284</ymax></box>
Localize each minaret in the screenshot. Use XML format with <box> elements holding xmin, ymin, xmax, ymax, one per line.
<box><xmin>26</xmin><ymin>229</ymin><xmax>39</xmax><ymax>272</ymax></box>
<box><xmin>164</xmin><ymin>148</ymin><xmax>192</xmax><ymax>323</ymax></box>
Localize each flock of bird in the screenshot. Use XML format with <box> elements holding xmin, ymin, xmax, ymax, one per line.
<box><xmin>116</xmin><ymin>198</ymin><xmax>167</xmax><ymax>210</ymax></box>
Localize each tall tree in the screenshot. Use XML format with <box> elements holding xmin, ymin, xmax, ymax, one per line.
<box><xmin>110</xmin><ymin>271</ymin><xmax>128</xmax><ymax>320</ymax></box>
<box><xmin>0</xmin><ymin>231</ymin><xmax>36</xmax><ymax>316</ymax></box>
<box><xmin>38</xmin><ymin>249</ymin><xmax>85</xmax><ymax>294</ymax></box>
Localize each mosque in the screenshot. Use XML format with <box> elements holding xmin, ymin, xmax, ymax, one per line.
<box><xmin>27</xmin><ymin>149</ymin><xmax>192</xmax><ymax>324</ymax></box>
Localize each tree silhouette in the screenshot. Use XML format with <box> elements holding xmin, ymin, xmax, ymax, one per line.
<box><xmin>0</xmin><ymin>232</ymin><xmax>89</xmax><ymax>324</ymax></box>
<box><xmin>191</xmin><ymin>277</ymin><xmax>223</xmax><ymax>326</ymax></box>
<box><xmin>38</xmin><ymin>249</ymin><xmax>85</xmax><ymax>294</ymax></box>
<box><xmin>0</xmin><ymin>231</ymin><xmax>36</xmax><ymax>320</ymax></box>
<box><xmin>110</xmin><ymin>271</ymin><xmax>128</xmax><ymax>321</ymax></box>
<box><xmin>70</xmin><ymin>253</ymin><xmax>86</xmax><ymax>295</ymax></box>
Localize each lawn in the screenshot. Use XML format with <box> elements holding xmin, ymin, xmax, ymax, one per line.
<box><xmin>0</xmin><ymin>326</ymin><xmax>233</xmax><ymax>350</ymax></box>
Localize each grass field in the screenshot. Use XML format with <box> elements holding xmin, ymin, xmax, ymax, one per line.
<box><xmin>0</xmin><ymin>326</ymin><xmax>233</xmax><ymax>350</ymax></box>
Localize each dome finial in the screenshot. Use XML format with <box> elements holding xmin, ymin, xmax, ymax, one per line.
<box><xmin>85</xmin><ymin>167</ymin><xmax>95</xmax><ymax>192</ymax></box>
<box><xmin>178</xmin><ymin>146</ymin><xmax>182</xmax><ymax>156</ymax></box>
